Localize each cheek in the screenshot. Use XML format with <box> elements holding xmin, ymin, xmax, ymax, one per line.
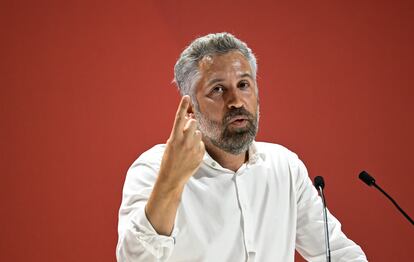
<box><xmin>209</xmin><ymin>109</ymin><xmax>225</xmax><ymax>122</ymax></box>
<box><xmin>197</xmin><ymin>104</ymin><xmax>223</xmax><ymax>123</ymax></box>
<box><xmin>245</xmin><ymin>92</ymin><xmax>258</xmax><ymax>109</ymax></box>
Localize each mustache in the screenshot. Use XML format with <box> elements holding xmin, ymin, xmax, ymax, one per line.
<box><xmin>223</xmin><ymin>107</ymin><xmax>254</xmax><ymax>125</ymax></box>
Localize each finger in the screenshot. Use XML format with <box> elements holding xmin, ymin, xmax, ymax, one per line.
<box><xmin>183</xmin><ymin>118</ymin><xmax>197</xmax><ymax>138</ymax></box>
<box><xmin>194</xmin><ymin>130</ymin><xmax>202</xmax><ymax>142</ymax></box>
<box><xmin>199</xmin><ymin>140</ymin><xmax>205</xmax><ymax>154</ymax></box>
<box><xmin>171</xmin><ymin>96</ymin><xmax>190</xmax><ymax>137</ymax></box>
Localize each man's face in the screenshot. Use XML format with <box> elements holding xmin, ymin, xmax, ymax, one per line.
<box><xmin>193</xmin><ymin>51</ymin><xmax>259</xmax><ymax>155</ymax></box>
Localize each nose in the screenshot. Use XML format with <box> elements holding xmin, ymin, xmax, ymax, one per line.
<box><xmin>226</xmin><ymin>87</ymin><xmax>244</xmax><ymax>109</ymax></box>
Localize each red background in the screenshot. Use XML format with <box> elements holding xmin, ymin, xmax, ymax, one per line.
<box><xmin>1</xmin><ymin>0</ymin><xmax>413</xmax><ymax>261</ymax></box>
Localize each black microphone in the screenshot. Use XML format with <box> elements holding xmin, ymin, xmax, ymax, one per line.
<box><xmin>359</xmin><ymin>171</ymin><xmax>375</xmax><ymax>186</ymax></box>
<box><xmin>314</xmin><ymin>176</ymin><xmax>331</xmax><ymax>262</ymax></box>
<box><xmin>359</xmin><ymin>171</ymin><xmax>413</xmax><ymax>226</ymax></box>
<box><xmin>314</xmin><ymin>176</ymin><xmax>325</xmax><ymax>190</ymax></box>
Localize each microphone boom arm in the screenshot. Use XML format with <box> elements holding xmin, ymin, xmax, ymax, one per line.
<box><xmin>359</xmin><ymin>171</ymin><xmax>413</xmax><ymax>226</ymax></box>
<box><xmin>372</xmin><ymin>183</ymin><xmax>414</xmax><ymax>225</ymax></box>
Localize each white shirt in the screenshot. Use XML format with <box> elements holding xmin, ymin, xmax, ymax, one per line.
<box><xmin>117</xmin><ymin>142</ymin><xmax>367</xmax><ymax>261</ymax></box>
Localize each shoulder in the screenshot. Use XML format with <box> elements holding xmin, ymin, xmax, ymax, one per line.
<box><xmin>123</xmin><ymin>144</ymin><xmax>166</xmax><ymax>188</ymax></box>
<box><xmin>255</xmin><ymin>141</ymin><xmax>299</xmax><ymax>162</ymax></box>
<box><xmin>131</xmin><ymin>144</ymin><xmax>166</xmax><ymax>168</ymax></box>
<box><xmin>254</xmin><ymin>141</ymin><xmax>306</xmax><ymax>176</ymax></box>
<box><xmin>255</xmin><ymin>142</ymin><xmax>310</xmax><ymax>193</ymax></box>
<box><xmin>126</xmin><ymin>144</ymin><xmax>166</xmax><ymax>178</ymax></box>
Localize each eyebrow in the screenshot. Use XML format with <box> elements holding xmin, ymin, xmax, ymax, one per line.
<box><xmin>240</xmin><ymin>73</ymin><xmax>254</xmax><ymax>80</ymax></box>
<box><xmin>206</xmin><ymin>78</ymin><xmax>225</xmax><ymax>87</ymax></box>
<box><xmin>206</xmin><ymin>73</ymin><xmax>254</xmax><ymax>87</ymax></box>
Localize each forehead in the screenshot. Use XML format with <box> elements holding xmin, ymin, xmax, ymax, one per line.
<box><xmin>198</xmin><ymin>51</ymin><xmax>252</xmax><ymax>79</ymax></box>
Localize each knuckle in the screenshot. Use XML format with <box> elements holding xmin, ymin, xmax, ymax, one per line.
<box><xmin>182</xmin><ymin>127</ymin><xmax>190</xmax><ymax>135</ymax></box>
<box><xmin>166</xmin><ymin>137</ymin><xmax>174</xmax><ymax>145</ymax></box>
<box><xmin>168</xmin><ymin>135</ymin><xmax>178</xmax><ymax>143</ymax></box>
<box><xmin>183</xmin><ymin>123</ymin><xmax>196</xmax><ymax>134</ymax></box>
<box><xmin>185</xmin><ymin>138</ymin><xmax>195</xmax><ymax>147</ymax></box>
<box><xmin>184</xmin><ymin>143</ymin><xmax>193</xmax><ymax>151</ymax></box>
<box><xmin>168</xmin><ymin>136</ymin><xmax>183</xmax><ymax>148</ymax></box>
<box><xmin>175</xmin><ymin>114</ymin><xmax>183</xmax><ymax>122</ymax></box>
<box><xmin>178</xmin><ymin>104</ymin><xmax>187</xmax><ymax>113</ymax></box>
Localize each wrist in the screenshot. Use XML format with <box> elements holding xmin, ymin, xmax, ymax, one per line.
<box><xmin>156</xmin><ymin>168</ymin><xmax>187</xmax><ymax>195</ymax></box>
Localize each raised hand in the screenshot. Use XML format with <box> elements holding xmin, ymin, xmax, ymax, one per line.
<box><xmin>158</xmin><ymin>95</ymin><xmax>205</xmax><ymax>187</ymax></box>
<box><xmin>145</xmin><ymin>95</ymin><xmax>205</xmax><ymax>236</ymax></box>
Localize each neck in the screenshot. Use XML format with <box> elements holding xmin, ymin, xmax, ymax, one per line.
<box><xmin>203</xmin><ymin>139</ymin><xmax>249</xmax><ymax>172</ymax></box>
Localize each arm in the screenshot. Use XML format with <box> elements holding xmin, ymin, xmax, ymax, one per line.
<box><xmin>116</xmin><ymin>96</ymin><xmax>205</xmax><ymax>261</ymax></box>
<box><xmin>146</xmin><ymin>95</ymin><xmax>204</xmax><ymax>236</ymax></box>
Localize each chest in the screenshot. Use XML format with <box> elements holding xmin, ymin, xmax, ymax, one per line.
<box><xmin>171</xmin><ymin>164</ymin><xmax>297</xmax><ymax>261</ymax></box>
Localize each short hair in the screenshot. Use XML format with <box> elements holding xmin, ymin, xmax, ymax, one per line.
<box><xmin>173</xmin><ymin>32</ymin><xmax>257</xmax><ymax>98</ymax></box>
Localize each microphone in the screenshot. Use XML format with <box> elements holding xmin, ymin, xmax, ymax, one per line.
<box><xmin>314</xmin><ymin>176</ymin><xmax>325</xmax><ymax>190</ymax></box>
<box><xmin>359</xmin><ymin>171</ymin><xmax>375</xmax><ymax>186</ymax></box>
<box><xmin>314</xmin><ymin>176</ymin><xmax>331</xmax><ymax>262</ymax></box>
<box><xmin>359</xmin><ymin>171</ymin><xmax>413</xmax><ymax>226</ymax></box>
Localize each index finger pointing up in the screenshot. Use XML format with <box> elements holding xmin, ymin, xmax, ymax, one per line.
<box><xmin>171</xmin><ymin>95</ymin><xmax>190</xmax><ymax>137</ymax></box>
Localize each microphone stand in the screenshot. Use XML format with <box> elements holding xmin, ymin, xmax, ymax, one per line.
<box><xmin>359</xmin><ymin>171</ymin><xmax>414</xmax><ymax>226</ymax></box>
<box><xmin>314</xmin><ymin>176</ymin><xmax>331</xmax><ymax>262</ymax></box>
<box><xmin>372</xmin><ymin>183</ymin><xmax>414</xmax><ymax>225</ymax></box>
<box><xmin>317</xmin><ymin>186</ymin><xmax>331</xmax><ymax>262</ymax></box>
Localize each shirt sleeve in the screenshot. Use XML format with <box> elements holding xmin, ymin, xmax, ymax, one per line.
<box><xmin>116</xmin><ymin>160</ymin><xmax>179</xmax><ymax>262</ymax></box>
<box><xmin>293</xmin><ymin>158</ymin><xmax>368</xmax><ymax>261</ymax></box>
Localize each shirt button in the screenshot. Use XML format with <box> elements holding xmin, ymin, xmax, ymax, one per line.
<box><xmin>211</xmin><ymin>162</ymin><xmax>216</xmax><ymax>167</ymax></box>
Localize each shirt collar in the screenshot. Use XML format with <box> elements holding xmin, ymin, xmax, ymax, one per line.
<box><xmin>248</xmin><ymin>141</ymin><xmax>266</xmax><ymax>164</ymax></box>
<box><xmin>202</xmin><ymin>141</ymin><xmax>266</xmax><ymax>170</ymax></box>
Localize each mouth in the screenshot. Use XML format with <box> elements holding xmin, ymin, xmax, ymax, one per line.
<box><xmin>228</xmin><ymin>116</ymin><xmax>249</xmax><ymax>127</ymax></box>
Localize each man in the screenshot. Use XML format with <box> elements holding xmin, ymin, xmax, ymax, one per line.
<box><xmin>116</xmin><ymin>33</ymin><xmax>367</xmax><ymax>261</ymax></box>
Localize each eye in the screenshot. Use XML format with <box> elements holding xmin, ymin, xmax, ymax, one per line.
<box><xmin>238</xmin><ymin>80</ymin><xmax>250</xmax><ymax>90</ymax></box>
<box><xmin>211</xmin><ymin>85</ymin><xmax>224</xmax><ymax>94</ymax></box>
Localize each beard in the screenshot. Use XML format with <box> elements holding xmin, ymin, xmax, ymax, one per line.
<box><xmin>194</xmin><ymin>105</ymin><xmax>259</xmax><ymax>155</ymax></box>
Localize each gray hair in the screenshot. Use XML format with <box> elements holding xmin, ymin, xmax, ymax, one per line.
<box><xmin>173</xmin><ymin>33</ymin><xmax>257</xmax><ymax>99</ymax></box>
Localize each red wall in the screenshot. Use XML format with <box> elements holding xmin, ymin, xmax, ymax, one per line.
<box><xmin>1</xmin><ymin>1</ymin><xmax>413</xmax><ymax>261</ymax></box>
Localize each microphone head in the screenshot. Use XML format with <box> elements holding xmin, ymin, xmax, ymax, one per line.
<box><xmin>314</xmin><ymin>176</ymin><xmax>325</xmax><ymax>189</ymax></box>
<box><xmin>359</xmin><ymin>171</ymin><xmax>375</xmax><ymax>186</ymax></box>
